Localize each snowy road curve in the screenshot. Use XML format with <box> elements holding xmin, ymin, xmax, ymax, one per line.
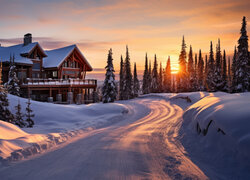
<box><xmin>0</xmin><ymin>97</ymin><xmax>208</xmax><ymax>180</ymax></box>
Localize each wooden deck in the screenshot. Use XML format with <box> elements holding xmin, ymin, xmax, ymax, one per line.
<box><xmin>21</xmin><ymin>78</ymin><xmax>97</xmax><ymax>88</ymax></box>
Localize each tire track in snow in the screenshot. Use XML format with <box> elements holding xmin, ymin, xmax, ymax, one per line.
<box><xmin>0</xmin><ymin>97</ymin><xmax>208</xmax><ymax>180</ymax></box>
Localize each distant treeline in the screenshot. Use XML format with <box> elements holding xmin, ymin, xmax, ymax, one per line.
<box><xmin>102</xmin><ymin>16</ymin><xmax>249</xmax><ymax>103</ymax></box>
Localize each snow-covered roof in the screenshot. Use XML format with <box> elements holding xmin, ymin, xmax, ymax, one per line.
<box><xmin>43</xmin><ymin>44</ymin><xmax>92</xmax><ymax>71</ymax></box>
<box><xmin>0</xmin><ymin>42</ymin><xmax>47</xmax><ymax>65</ymax></box>
<box><xmin>0</xmin><ymin>42</ymin><xmax>92</xmax><ymax>70</ymax></box>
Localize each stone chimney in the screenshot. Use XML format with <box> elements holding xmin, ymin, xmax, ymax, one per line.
<box><xmin>24</xmin><ymin>33</ymin><xmax>32</xmax><ymax>46</ymax></box>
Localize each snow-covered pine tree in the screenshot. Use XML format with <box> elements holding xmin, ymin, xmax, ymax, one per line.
<box><xmin>193</xmin><ymin>54</ymin><xmax>198</xmax><ymax>91</ymax></box>
<box><xmin>15</xmin><ymin>99</ymin><xmax>26</xmax><ymax>128</ymax></box>
<box><xmin>123</xmin><ymin>46</ymin><xmax>133</xmax><ymax>99</ymax></box>
<box><xmin>177</xmin><ymin>36</ymin><xmax>188</xmax><ymax>92</ymax></box>
<box><xmin>206</xmin><ymin>41</ymin><xmax>216</xmax><ymax>91</ymax></box>
<box><xmin>25</xmin><ymin>98</ymin><xmax>34</xmax><ymax>128</ymax></box>
<box><xmin>172</xmin><ymin>76</ymin><xmax>176</xmax><ymax>93</ymax></box>
<box><xmin>0</xmin><ymin>61</ymin><xmax>14</xmax><ymax>123</ymax></box>
<box><xmin>203</xmin><ymin>55</ymin><xmax>208</xmax><ymax>91</ymax></box>
<box><xmin>0</xmin><ymin>86</ymin><xmax>14</xmax><ymax>123</ymax></box>
<box><xmin>142</xmin><ymin>53</ymin><xmax>149</xmax><ymax>94</ymax></box>
<box><xmin>235</xmin><ymin>16</ymin><xmax>249</xmax><ymax>92</ymax></box>
<box><xmin>5</xmin><ymin>55</ymin><xmax>20</xmax><ymax>96</ymax></box>
<box><xmin>164</xmin><ymin>56</ymin><xmax>172</xmax><ymax>92</ymax></box>
<box><xmin>0</xmin><ymin>88</ymin><xmax>14</xmax><ymax>123</ymax></box>
<box><xmin>119</xmin><ymin>55</ymin><xmax>125</xmax><ymax>100</ymax></box>
<box><xmin>158</xmin><ymin>62</ymin><xmax>163</xmax><ymax>92</ymax></box>
<box><xmin>221</xmin><ymin>50</ymin><xmax>228</xmax><ymax>92</ymax></box>
<box><xmin>187</xmin><ymin>46</ymin><xmax>195</xmax><ymax>91</ymax></box>
<box><xmin>231</xmin><ymin>46</ymin><xmax>237</xmax><ymax>92</ymax></box>
<box><xmin>148</xmin><ymin>60</ymin><xmax>152</xmax><ymax>93</ymax></box>
<box><xmin>133</xmin><ymin>63</ymin><xmax>140</xmax><ymax>97</ymax></box>
<box><xmin>198</xmin><ymin>49</ymin><xmax>204</xmax><ymax>91</ymax></box>
<box><xmin>102</xmin><ymin>48</ymin><xmax>117</xmax><ymax>103</ymax></box>
<box><xmin>151</xmin><ymin>54</ymin><xmax>158</xmax><ymax>93</ymax></box>
<box><xmin>228</xmin><ymin>57</ymin><xmax>232</xmax><ymax>92</ymax></box>
<box><xmin>213</xmin><ymin>39</ymin><xmax>223</xmax><ymax>91</ymax></box>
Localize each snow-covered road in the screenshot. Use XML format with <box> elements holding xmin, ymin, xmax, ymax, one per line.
<box><xmin>0</xmin><ymin>97</ymin><xmax>208</xmax><ymax>180</ymax></box>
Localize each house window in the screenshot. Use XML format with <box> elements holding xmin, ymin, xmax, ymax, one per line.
<box><xmin>32</xmin><ymin>72</ymin><xmax>40</xmax><ymax>78</ymax></box>
<box><xmin>52</xmin><ymin>71</ymin><xmax>57</xmax><ymax>78</ymax></box>
<box><xmin>32</xmin><ymin>62</ymin><xmax>40</xmax><ymax>70</ymax></box>
<box><xmin>18</xmin><ymin>71</ymin><xmax>27</xmax><ymax>79</ymax></box>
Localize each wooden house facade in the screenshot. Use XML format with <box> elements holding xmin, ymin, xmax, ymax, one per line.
<box><xmin>0</xmin><ymin>33</ymin><xmax>97</xmax><ymax>104</ymax></box>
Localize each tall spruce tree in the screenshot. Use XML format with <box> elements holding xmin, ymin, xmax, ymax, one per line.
<box><xmin>172</xmin><ymin>76</ymin><xmax>176</xmax><ymax>93</ymax></box>
<box><xmin>221</xmin><ymin>50</ymin><xmax>228</xmax><ymax>91</ymax></box>
<box><xmin>25</xmin><ymin>98</ymin><xmax>34</xmax><ymax>128</ymax></box>
<box><xmin>102</xmin><ymin>48</ymin><xmax>117</xmax><ymax>103</ymax></box>
<box><xmin>214</xmin><ymin>39</ymin><xmax>223</xmax><ymax>91</ymax></box>
<box><xmin>152</xmin><ymin>54</ymin><xmax>158</xmax><ymax>93</ymax></box>
<box><xmin>142</xmin><ymin>53</ymin><xmax>149</xmax><ymax>94</ymax></box>
<box><xmin>187</xmin><ymin>46</ymin><xmax>195</xmax><ymax>91</ymax></box>
<box><xmin>123</xmin><ymin>46</ymin><xmax>133</xmax><ymax>99</ymax></box>
<box><xmin>148</xmin><ymin>60</ymin><xmax>152</xmax><ymax>93</ymax></box>
<box><xmin>228</xmin><ymin>57</ymin><xmax>232</xmax><ymax>92</ymax></box>
<box><xmin>204</xmin><ymin>55</ymin><xmax>208</xmax><ymax>90</ymax></box>
<box><xmin>177</xmin><ymin>36</ymin><xmax>188</xmax><ymax>92</ymax></box>
<box><xmin>158</xmin><ymin>62</ymin><xmax>163</xmax><ymax>92</ymax></box>
<box><xmin>133</xmin><ymin>63</ymin><xmax>140</xmax><ymax>97</ymax></box>
<box><xmin>5</xmin><ymin>55</ymin><xmax>20</xmax><ymax>96</ymax></box>
<box><xmin>235</xmin><ymin>16</ymin><xmax>249</xmax><ymax>92</ymax></box>
<box><xmin>198</xmin><ymin>49</ymin><xmax>204</xmax><ymax>91</ymax></box>
<box><xmin>193</xmin><ymin>54</ymin><xmax>199</xmax><ymax>91</ymax></box>
<box><xmin>0</xmin><ymin>87</ymin><xmax>14</xmax><ymax>123</ymax></box>
<box><xmin>119</xmin><ymin>55</ymin><xmax>125</xmax><ymax>100</ymax></box>
<box><xmin>206</xmin><ymin>41</ymin><xmax>216</xmax><ymax>91</ymax></box>
<box><xmin>0</xmin><ymin>62</ymin><xmax>14</xmax><ymax>124</ymax></box>
<box><xmin>164</xmin><ymin>56</ymin><xmax>172</xmax><ymax>92</ymax></box>
<box><xmin>231</xmin><ymin>46</ymin><xmax>237</xmax><ymax>92</ymax></box>
<box><xmin>15</xmin><ymin>99</ymin><xmax>26</xmax><ymax>128</ymax></box>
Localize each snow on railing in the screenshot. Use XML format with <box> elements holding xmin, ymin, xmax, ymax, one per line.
<box><xmin>23</xmin><ymin>78</ymin><xmax>97</xmax><ymax>86</ymax></box>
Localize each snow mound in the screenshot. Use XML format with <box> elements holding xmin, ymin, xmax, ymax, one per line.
<box><xmin>0</xmin><ymin>94</ymin><xmax>129</xmax><ymax>163</ymax></box>
<box><xmin>183</xmin><ymin>92</ymin><xmax>250</xmax><ymax>160</ymax></box>
<box><xmin>0</xmin><ymin>121</ymin><xmax>28</xmax><ymax>139</ymax></box>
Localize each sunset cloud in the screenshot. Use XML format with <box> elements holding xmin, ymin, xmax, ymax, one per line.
<box><xmin>0</xmin><ymin>0</ymin><xmax>249</xmax><ymax>73</ymax></box>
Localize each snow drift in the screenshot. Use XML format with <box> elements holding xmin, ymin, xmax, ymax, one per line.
<box><xmin>183</xmin><ymin>92</ymin><xmax>250</xmax><ymax>158</ymax></box>
<box><xmin>0</xmin><ymin>94</ymin><xmax>128</xmax><ymax>163</ymax></box>
<box><xmin>180</xmin><ymin>92</ymin><xmax>250</xmax><ymax>178</ymax></box>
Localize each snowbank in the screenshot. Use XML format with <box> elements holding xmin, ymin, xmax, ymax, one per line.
<box><xmin>181</xmin><ymin>92</ymin><xmax>250</xmax><ymax>177</ymax></box>
<box><xmin>0</xmin><ymin>94</ymin><xmax>128</xmax><ymax>163</ymax></box>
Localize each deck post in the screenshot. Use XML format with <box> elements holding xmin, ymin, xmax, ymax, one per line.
<box><xmin>48</xmin><ymin>88</ymin><xmax>53</xmax><ymax>102</ymax></box>
<box><xmin>49</xmin><ymin>88</ymin><xmax>52</xmax><ymax>97</ymax></box>
<box><xmin>67</xmin><ymin>91</ymin><xmax>73</xmax><ymax>104</ymax></box>
<box><xmin>28</xmin><ymin>88</ymin><xmax>31</xmax><ymax>98</ymax></box>
<box><xmin>87</xmin><ymin>88</ymin><xmax>90</xmax><ymax>101</ymax></box>
<box><xmin>76</xmin><ymin>93</ymin><xmax>82</xmax><ymax>105</ymax></box>
<box><xmin>56</xmin><ymin>94</ymin><xmax>62</xmax><ymax>103</ymax></box>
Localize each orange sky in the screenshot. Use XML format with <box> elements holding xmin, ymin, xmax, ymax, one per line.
<box><xmin>0</xmin><ymin>0</ymin><xmax>249</xmax><ymax>76</ymax></box>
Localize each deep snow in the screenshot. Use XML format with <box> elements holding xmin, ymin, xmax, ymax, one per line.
<box><xmin>0</xmin><ymin>92</ymin><xmax>250</xmax><ymax>179</ymax></box>
<box><xmin>0</xmin><ymin>94</ymin><xmax>128</xmax><ymax>162</ymax></box>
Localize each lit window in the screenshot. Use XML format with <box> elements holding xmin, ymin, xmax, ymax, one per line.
<box><xmin>52</xmin><ymin>71</ymin><xmax>57</xmax><ymax>77</ymax></box>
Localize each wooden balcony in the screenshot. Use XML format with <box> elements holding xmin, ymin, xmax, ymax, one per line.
<box><xmin>21</xmin><ymin>78</ymin><xmax>97</xmax><ymax>88</ymax></box>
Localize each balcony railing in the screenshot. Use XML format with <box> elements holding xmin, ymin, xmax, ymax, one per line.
<box><xmin>22</xmin><ymin>78</ymin><xmax>97</xmax><ymax>86</ymax></box>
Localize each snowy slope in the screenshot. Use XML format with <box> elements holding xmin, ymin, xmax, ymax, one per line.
<box><xmin>180</xmin><ymin>92</ymin><xmax>250</xmax><ymax>178</ymax></box>
<box><xmin>144</xmin><ymin>92</ymin><xmax>250</xmax><ymax>178</ymax></box>
<box><xmin>183</xmin><ymin>92</ymin><xmax>250</xmax><ymax>158</ymax></box>
<box><xmin>0</xmin><ymin>94</ymin><xmax>128</xmax><ymax>162</ymax></box>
